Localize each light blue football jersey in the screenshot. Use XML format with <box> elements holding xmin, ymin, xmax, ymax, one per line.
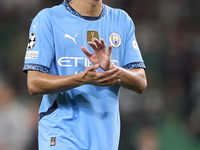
<box><xmin>23</xmin><ymin>1</ymin><xmax>146</xmax><ymax>150</ymax></box>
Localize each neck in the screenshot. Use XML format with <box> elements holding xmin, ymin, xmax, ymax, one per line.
<box><xmin>69</xmin><ymin>0</ymin><xmax>102</xmax><ymax>17</ymax></box>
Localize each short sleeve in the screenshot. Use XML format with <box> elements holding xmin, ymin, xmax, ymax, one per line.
<box><xmin>122</xmin><ymin>14</ymin><xmax>146</xmax><ymax>70</ymax></box>
<box><xmin>23</xmin><ymin>9</ymin><xmax>54</xmax><ymax>73</ymax></box>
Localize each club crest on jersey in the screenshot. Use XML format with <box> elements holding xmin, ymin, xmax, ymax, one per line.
<box><xmin>27</xmin><ymin>32</ymin><xmax>36</xmax><ymax>50</ymax></box>
<box><xmin>87</xmin><ymin>30</ymin><xmax>99</xmax><ymax>43</ymax></box>
<box><xmin>109</xmin><ymin>32</ymin><xmax>121</xmax><ymax>48</ymax></box>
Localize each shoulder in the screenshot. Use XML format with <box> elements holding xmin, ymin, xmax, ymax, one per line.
<box><xmin>34</xmin><ymin>4</ymin><xmax>64</xmax><ymax>20</ymax></box>
<box><xmin>104</xmin><ymin>5</ymin><xmax>135</xmax><ymax>30</ymax></box>
<box><xmin>104</xmin><ymin>5</ymin><xmax>132</xmax><ymax>21</ymax></box>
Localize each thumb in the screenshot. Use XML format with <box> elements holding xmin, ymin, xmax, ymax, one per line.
<box><xmin>88</xmin><ymin>64</ymin><xmax>99</xmax><ymax>71</ymax></box>
<box><xmin>81</xmin><ymin>46</ymin><xmax>92</xmax><ymax>57</ymax></box>
<box><xmin>93</xmin><ymin>64</ymin><xmax>99</xmax><ymax>69</ymax></box>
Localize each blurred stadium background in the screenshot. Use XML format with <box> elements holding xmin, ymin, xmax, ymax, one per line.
<box><xmin>0</xmin><ymin>0</ymin><xmax>200</xmax><ymax>150</ymax></box>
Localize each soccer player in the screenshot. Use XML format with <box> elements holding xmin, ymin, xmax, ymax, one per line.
<box><xmin>23</xmin><ymin>0</ymin><xmax>147</xmax><ymax>149</ymax></box>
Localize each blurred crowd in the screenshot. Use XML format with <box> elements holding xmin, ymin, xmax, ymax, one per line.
<box><xmin>0</xmin><ymin>0</ymin><xmax>200</xmax><ymax>150</ymax></box>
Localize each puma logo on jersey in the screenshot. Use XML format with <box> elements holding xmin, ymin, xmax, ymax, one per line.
<box><xmin>33</xmin><ymin>23</ymin><xmax>38</xmax><ymax>31</ymax></box>
<box><xmin>64</xmin><ymin>34</ymin><xmax>78</xmax><ymax>44</ymax></box>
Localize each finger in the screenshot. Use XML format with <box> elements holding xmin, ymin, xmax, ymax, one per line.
<box><xmin>87</xmin><ymin>64</ymin><xmax>99</xmax><ymax>71</ymax></box>
<box><xmin>97</xmin><ymin>68</ymin><xmax>122</xmax><ymax>81</ymax></box>
<box><xmin>93</xmin><ymin>38</ymin><xmax>102</xmax><ymax>49</ymax></box>
<box><xmin>81</xmin><ymin>46</ymin><xmax>92</xmax><ymax>57</ymax></box>
<box><xmin>108</xmin><ymin>45</ymin><xmax>112</xmax><ymax>56</ymax></box>
<box><xmin>100</xmin><ymin>79</ymin><xmax>121</xmax><ymax>87</ymax></box>
<box><xmin>96</xmin><ymin>67</ymin><xmax>119</xmax><ymax>79</ymax></box>
<box><xmin>100</xmin><ymin>38</ymin><xmax>107</xmax><ymax>49</ymax></box>
<box><xmin>104</xmin><ymin>67</ymin><xmax>122</xmax><ymax>76</ymax></box>
<box><xmin>89</xmin><ymin>68</ymin><xmax>122</xmax><ymax>86</ymax></box>
<box><xmin>88</xmin><ymin>42</ymin><xmax>98</xmax><ymax>50</ymax></box>
<box><xmin>99</xmin><ymin>70</ymin><xmax>123</xmax><ymax>83</ymax></box>
<box><xmin>85</xmin><ymin>65</ymin><xmax>99</xmax><ymax>78</ymax></box>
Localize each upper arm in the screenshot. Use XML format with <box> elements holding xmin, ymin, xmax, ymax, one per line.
<box><xmin>23</xmin><ymin>9</ymin><xmax>54</xmax><ymax>74</ymax></box>
<box><xmin>122</xmin><ymin>12</ymin><xmax>146</xmax><ymax>70</ymax></box>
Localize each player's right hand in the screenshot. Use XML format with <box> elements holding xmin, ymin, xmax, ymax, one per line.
<box><xmin>79</xmin><ymin>64</ymin><xmax>123</xmax><ymax>86</ymax></box>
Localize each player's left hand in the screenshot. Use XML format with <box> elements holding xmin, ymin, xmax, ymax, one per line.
<box><xmin>81</xmin><ymin>38</ymin><xmax>112</xmax><ymax>71</ymax></box>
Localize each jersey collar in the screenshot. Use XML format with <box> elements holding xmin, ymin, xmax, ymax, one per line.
<box><xmin>62</xmin><ymin>0</ymin><xmax>106</xmax><ymax>21</ymax></box>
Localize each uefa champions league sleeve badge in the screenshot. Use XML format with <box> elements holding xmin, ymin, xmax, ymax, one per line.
<box><xmin>27</xmin><ymin>32</ymin><xmax>36</xmax><ymax>50</ymax></box>
<box><xmin>109</xmin><ymin>32</ymin><xmax>121</xmax><ymax>48</ymax></box>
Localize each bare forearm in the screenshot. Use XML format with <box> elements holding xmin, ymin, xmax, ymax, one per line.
<box><xmin>27</xmin><ymin>71</ymin><xmax>83</xmax><ymax>95</ymax></box>
<box><xmin>27</xmin><ymin>65</ymin><xmax>123</xmax><ymax>96</ymax></box>
<box><xmin>111</xmin><ymin>65</ymin><xmax>147</xmax><ymax>93</ymax></box>
<box><xmin>121</xmin><ymin>68</ymin><xmax>147</xmax><ymax>93</ymax></box>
